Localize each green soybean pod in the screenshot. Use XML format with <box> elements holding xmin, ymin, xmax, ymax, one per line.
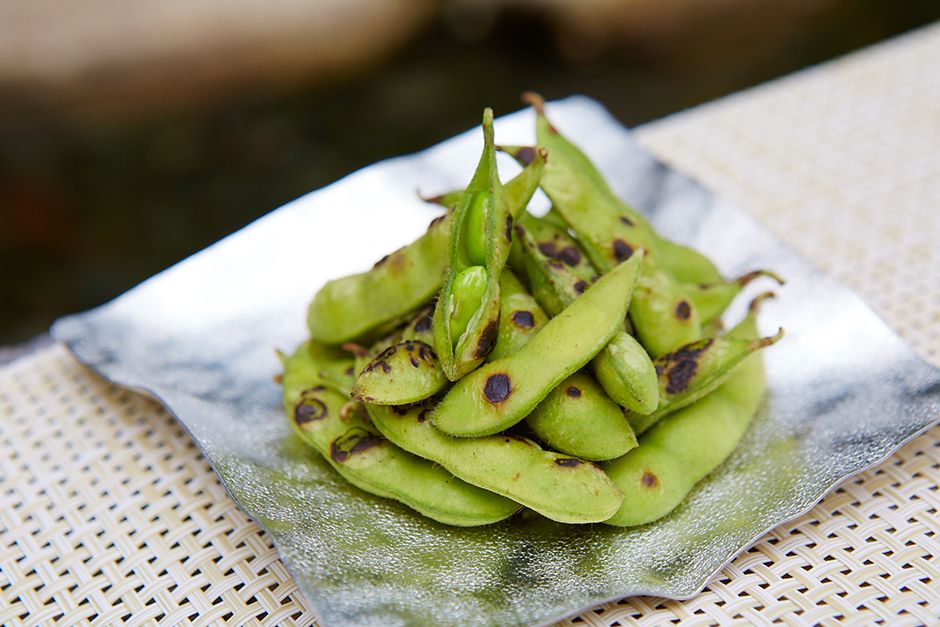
<box><xmin>351</xmin><ymin>306</ymin><xmax>448</xmax><ymax>405</ymax></box>
<box><xmin>308</xmin><ymin>147</ymin><xmax>546</xmax><ymax>347</ymax></box>
<box><xmin>526</xmin><ymin>373</ymin><xmax>637</xmax><ymax>461</ymax></box>
<box><xmin>604</xmin><ymin>293</ymin><xmax>776</xmax><ymax>527</ymax></box>
<box><xmin>516</xmin><ymin>218</ymin><xmax>658</xmax><ymax>414</ymax></box>
<box><xmin>488</xmin><ymin>264</ymin><xmax>636</xmax><ymax>461</ymax></box>
<box><xmin>433</xmin><ymin>109</ymin><xmax>522</xmax><ymax>380</ymax></box>
<box><xmin>627</xmin><ymin>323</ymin><xmax>784</xmax><ymax>435</ymax></box>
<box><xmin>654</xmin><ymin>238</ymin><xmax>723</xmax><ymax>286</ymax></box>
<box><xmin>488</xmin><ymin>270</ymin><xmax>549</xmax><ymax>361</ymax></box>
<box><xmin>433</xmin><ymin>251</ymin><xmax>644</xmax><ymax>437</ymax></box>
<box><xmin>506</xmin><ymin>97</ymin><xmax>707</xmax><ymax>357</ymax></box>
<box><xmin>366</xmin><ymin>401</ymin><xmax>624</xmax><ymax>524</ymax></box>
<box><xmin>283</xmin><ymin>342</ymin><xmax>520</xmax><ymax>527</ymax></box>
<box><xmin>308</xmin><ymin>213</ymin><xmax>450</xmax><ymax>345</ymax></box>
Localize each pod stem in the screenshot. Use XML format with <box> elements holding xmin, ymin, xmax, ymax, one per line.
<box><xmin>342</xmin><ymin>342</ymin><xmax>370</xmax><ymax>358</ymax></box>
<box><xmin>737</xmin><ymin>269</ymin><xmax>786</xmax><ymax>287</ymax></box>
<box><xmin>748</xmin><ymin>291</ymin><xmax>777</xmax><ymax>314</ymax></box>
<box><xmin>751</xmin><ymin>327</ymin><xmax>785</xmax><ymax>350</ymax></box>
<box><xmin>521</xmin><ymin>91</ymin><xmax>547</xmax><ymax>115</ymax></box>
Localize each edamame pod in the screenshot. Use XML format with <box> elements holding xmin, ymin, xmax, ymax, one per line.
<box><xmin>628</xmin><ymin>324</ymin><xmax>784</xmax><ymax>435</ymax></box>
<box><xmin>309</xmin><ymin>147</ymin><xmax>546</xmax><ymax>346</ymax></box>
<box><xmin>283</xmin><ymin>342</ymin><xmax>519</xmax><ymax>527</ymax></box>
<box><xmin>655</xmin><ymin>238</ymin><xmax>723</xmax><ymax>285</ymax></box>
<box><xmin>517</xmin><ymin>217</ymin><xmax>658</xmax><ymax>414</ymax></box>
<box><xmin>604</xmin><ymin>293</ymin><xmax>777</xmax><ymax>527</ymax></box>
<box><xmin>526</xmin><ymin>373</ymin><xmax>637</xmax><ymax>461</ymax></box>
<box><xmin>488</xmin><ymin>265</ymin><xmax>635</xmax><ymax>460</ymax></box>
<box><xmin>308</xmin><ymin>213</ymin><xmax>449</xmax><ymax>345</ymax></box>
<box><xmin>433</xmin><ymin>109</ymin><xmax>514</xmax><ymax>380</ymax></box>
<box><xmin>508</xmin><ymin>97</ymin><xmax>709</xmax><ymax>357</ymax></box>
<box><xmin>629</xmin><ymin>254</ymin><xmax>704</xmax><ymax>357</ymax></box>
<box><xmin>366</xmin><ymin>401</ymin><xmax>624</xmax><ymax>524</ymax></box>
<box><xmin>351</xmin><ymin>306</ymin><xmax>447</xmax><ymax>405</ymax></box>
<box><xmin>489</xmin><ymin>270</ymin><xmax>549</xmax><ymax>361</ymax></box>
<box><xmin>433</xmin><ymin>252</ymin><xmax>644</xmax><ymax>437</ymax></box>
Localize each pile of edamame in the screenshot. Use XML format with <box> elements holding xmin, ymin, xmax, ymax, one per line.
<box><xmin>281</xmin><ymin>93</ymin><xmax>784</xmax><ymax>527</ymax></box>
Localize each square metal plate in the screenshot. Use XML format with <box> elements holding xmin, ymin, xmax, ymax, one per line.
<box><xmin>53</xmin><ymin>97</ymin><xmax>940</xmax><ymax>626</ymax></box>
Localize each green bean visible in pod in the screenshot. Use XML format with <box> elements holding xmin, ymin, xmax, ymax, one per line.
<box><xmin>526</xmin><ymin>373</ymin><xmax>638</xmax><ymax>461</ymax></box>
<box><xmin>351</xmin><ymin>306</ymin><xmax>448</xmax><ymax>405</ymax></box>
<box><xmin>365</xmin><ymin>401</ymin><xmax>623</xmax><ymax>524</ymax></box>
<box><xmin>308</xmin><ymin>144</ymin><xmax>546</xmax><ymax>346</ymax></box>
<box><xmin>517</xmin><ymin>217</ymin><xmax>659</xmax><ymax>414</ymax></box>
<box><xmin>433</xmin><ymin>251</ymin><xmax>644</xmax><ymax>437</ymax></box>
<box><xmin>604</xmin><ymin>292</ymin><xmax>777</xmax><ymax>527</ymax></box>
<box><xmin>433</xmin><ymin>109</ymin><xmax>542</xmax><ymax>380</ymax></box>
<box><xmin>627</xmin><ymin>322</ymin><xmax>784</xmax><ymax>435</ymax></box>
<box><xmin>282</xmin><ymin>341</ymin><xmax>519</xmax><ymax>527</ymax></box>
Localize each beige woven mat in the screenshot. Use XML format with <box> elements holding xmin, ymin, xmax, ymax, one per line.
<box><xmin>3</xmin><ymin>22</ymin><xmax>939</xmax><ymax>626</ymax></box>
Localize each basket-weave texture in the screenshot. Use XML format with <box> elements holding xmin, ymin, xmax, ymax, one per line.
<box><xmin>2</xmin><ymin>22</ymin><xmax>939</xmax><ymax>626</ymax></box>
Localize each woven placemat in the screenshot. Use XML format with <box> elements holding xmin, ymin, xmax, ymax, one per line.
<box><xmin>3</xmin><ymin>22</ymin><xmax>939</xmax><ymax>626</ymax></box>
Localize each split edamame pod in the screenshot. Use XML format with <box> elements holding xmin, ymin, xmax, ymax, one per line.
<box><xmin>308</xmin><ymin>145</ymin><xmax>546</xmax><ymax>346</ymax></box>
<box><xmin>517</xmin><ymin>216</ymin><xmax>658</xmax><ymax>414</ymax></box>
<box><xmin>365</xmin><ymin>400</ymin><xmax>624</xmax><ymax>524</ymax></box>
<box><xmin>433</xmin><ymin>251</ymin><xmax>644</xmax><ymax>437</ymax></box>
<box><xmin>433</xmin><ymin>109</ymin><xmax>515</xmax><ymax>380</ymax></box>
<box><xmin>283</xmin><ymin>341</ymin><xmax>519</xmax><ymax>527</ymax></box>
<box><xmin>604</xmin><ymin>292</ymin><xmax>776</xmax><ymax>527</ymax></box>
<box><xmin>526</xmin><ymin>373</ymin><xmax>638</xmax><ymax>461</ymax></box>
<box><xmin>351</xmin><ymin>306</ymin><xmax>447</xmax><ymax>405</ymax></box>
<box><xmin>628</xmin><ymin>324</ymin><xmax>784</xmax><ymax>435</ymax></box>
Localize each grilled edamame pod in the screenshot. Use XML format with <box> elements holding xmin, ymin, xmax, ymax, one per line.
<box><xmin>351</xmin><ymin>306</ymin><xmax>447</xmax><ymax>405</ymax></box>
<box><xmin>486</xmin><ymin>262</ymin><xmax>638</xmax><ymax>460</ymax></box>
<box><xmin>308</xmin><ymin>142</ymin><xmax>546</xmax><ymax>346</ymax></box>
<box><xmin>489</xmin><ymin>270</ymin><xmax>550</xmax><ymax>361</ymax></box>
<box><xmin>507</xmin><ymin>95</ymin><xmax>709</xmax><ymax>356</ymax></box>
<box><xmin>283</xmin><ymin>341</ymin><xmax>520</xmax><ymax>526</ymax></box>
<box><xmin>433</xmin><ymin>251</ymin><xmax>644</xmax><ymax>437</ymax></box>
<box><xmin>604</xmin><ymin>293</ymin><xmax>777</xmax><ymax>527</ymax></box>
<box><xmin>628</xmin><ymin>324</ymin><xmax>784</xmax><ymax>435</ymax></box>
<box><xmin>526</xmin><ymin>373</ymin><xmax>638</xmax><ymax>461</ymax></box>
<box><xmin>434</xmin><ymin>109</ymin><xmax>542</xmax><ymax>380</ymax></box>
<box><xmin>517</xmin><ymin>217</ymin><xmax>658</xmax><ymax>414</ymax></box>
<box><xmin>365</xmin><ymin>400</ymin><xmax>624</xmax><ymax>524</ymax></box>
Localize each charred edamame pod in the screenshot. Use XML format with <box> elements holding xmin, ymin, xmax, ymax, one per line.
<box><xmin>488</xmin><ymin>270</ymin><xmax>549</xmax><ymax>361</ymax></box>
<box><xmin>517</xmin><ymin>217</ymin><xmax>659</xmax><ymax>414</ymax></box>
<box><xmin>366</xmin><ymin>400</ymin><xmax>624</xmax><ymax>524</ymax></box>
<box><xmin>628</xmin><ymin>324</ymin><xmax>784</xmax><ymax>435</ymax></box>
<box><xmin>351</xmin><ymin>306</ymin><xmax>447</xmax><ymax>405</ymax></box>
<box><xmin>604</xmin><ymin>293</ymin><xmax>777</xmax><ymax>527</ymax></box>
<box><xmin>433</xmin><ymin>252</ymin><xmax>644</xmax><ymax>437</ymax></box>
<box><xmin>283</xmin><ymin>341</ymin><xmax>520</xmax><ymax>526</ymax></box>
<box><xmin>526</xmin><ymin>373</ymin><xmax>637</xmax><ymax>461</ymax></box>
<box><xmin>308</xmin><ymin>144</ymin><xmax>545</xmax><ymax>346</ymax></box>
<box><xmin>433</xmin><ymin>109</ymin><xmax>537</xmax><ymax>380</ymax></box>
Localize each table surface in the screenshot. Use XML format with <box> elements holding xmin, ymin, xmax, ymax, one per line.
<box><xmin>3</xmin><ymin>21</ymin><xmax>939</xmax><ymax>626</ymax></box>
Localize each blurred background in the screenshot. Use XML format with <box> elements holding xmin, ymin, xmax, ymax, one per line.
<box><xmin>2</xmin><ymin>0</ymin><xmax>939</xmax><ymax>347</ymax></box>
